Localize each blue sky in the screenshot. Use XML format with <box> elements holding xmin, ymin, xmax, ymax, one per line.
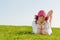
<box><xmin>0</xmin><ymin>0</ymin><xmax>60</xmax><ymax>27</ymax></box>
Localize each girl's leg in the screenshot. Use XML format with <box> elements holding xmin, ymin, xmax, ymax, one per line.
<box><xmin>47</xmin><ymin>10</ymin><xmax>53</xmax><ymax>27</ymax></box>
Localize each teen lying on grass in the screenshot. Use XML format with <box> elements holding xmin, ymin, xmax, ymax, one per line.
<box><xmin>32</xmin><ymin>10</ymin><xmax>53</xmax><ymax>35</ymax></box>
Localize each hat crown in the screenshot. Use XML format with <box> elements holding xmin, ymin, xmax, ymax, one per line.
<box><xmin>38</xmin><ymin>10</ymin><xmax>46</xmax><ymax>17</ymax></box>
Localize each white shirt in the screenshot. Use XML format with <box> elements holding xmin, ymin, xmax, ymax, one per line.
<box><xmin>32</xmin><ymin>21</ymin><xmax>52</xmax><ymax>35</ymax></box>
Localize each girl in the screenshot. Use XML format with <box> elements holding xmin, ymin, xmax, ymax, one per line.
<box><xmin>32</xmin><ymin>10</ymin><xmax>53</xmax><ymax>35</ymax></box>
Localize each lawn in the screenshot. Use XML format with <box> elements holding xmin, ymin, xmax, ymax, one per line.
<box><xmin>0</xmin><ymin>25</ymin><xmax>60</xmax><ymax>40</ymax></box>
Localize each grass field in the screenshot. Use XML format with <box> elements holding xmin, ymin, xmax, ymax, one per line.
<box><xmin>0</xmin><ymin>25</ymin><xmax>60</xmax><ymax>40</ymax></box>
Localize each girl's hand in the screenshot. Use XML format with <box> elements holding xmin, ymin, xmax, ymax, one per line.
<box><xmin>37</xmin><ymin>20</ymin><xmax>41</xmax><ymax>25</ymax></box>
<box><xmin>40</xmin><ymin>21</ymin><xmax>46</xmax><ymax>26</ymax></box>
<box><xmin>40</xmin><ymin>21</ymin><xmax>46</xmax><ymax>29</ymax></box>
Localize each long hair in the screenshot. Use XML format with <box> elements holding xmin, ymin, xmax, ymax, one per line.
<box><xmin>34</xmin><ymin>15</ymin><xmax>38</xmax><ymax>24</ymax></box>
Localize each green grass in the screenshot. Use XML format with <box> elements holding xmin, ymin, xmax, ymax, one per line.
<box><xmin>0</xmin><ymin>25</ymin><xmax>60</xmax><ymax>40</ymax></box>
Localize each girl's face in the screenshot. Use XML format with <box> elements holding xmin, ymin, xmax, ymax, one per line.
<box><xmin>38</xmin><ymin>15</ymin><xmax>45</xmax><ymax>23</ymax></box>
